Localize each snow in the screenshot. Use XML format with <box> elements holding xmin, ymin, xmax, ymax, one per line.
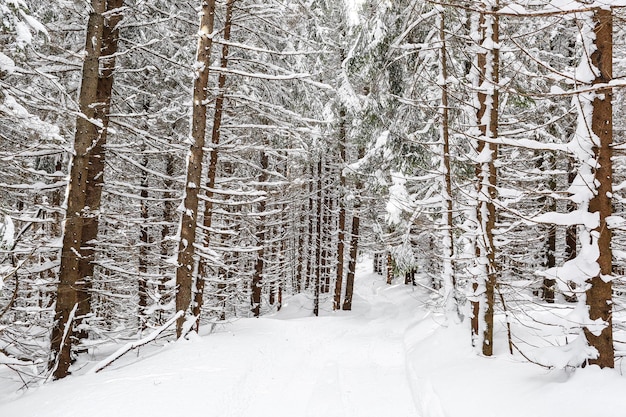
<box><xmin>0</xmin><ymin>214</ymin><xmax>14</xmax><ymax>251</ymax></box>
<box><xmin>385</xmin><ymin>171</ymin><xmax>411</xmax><ymax>225</ymax></box>
<box><xmin>14</xmin><ymin>20</ymin><xmax>31</xmax><ymax>47</ymax></box>
<box><xmin>499</xmin><ymin>3</ymin><xmax>527</xmax><ymax>14</ymax></box>
<box><xmin>0</xmin><ymin>52</ymin><xmax>15</xmax><ymax>75</ymax></box>
<box><xmin>533</xmin><ymin>210</ymin><xmax>599</xmax><ymax>228</ymax></box>
<box><xmin>545</xmin><ymin>0</ymin><xmax>626</xmax><ymax>12</ymax></box>
<box><xmin>19</xmin><ymin>9</ymin><xmax>47</xmax><ymax>38</ymax></box>
<box><xmin>2</xmin><ymin>94</ymin><xmax>29</xmax><ymax>117</ymax></box>
<box><xmin>2</xmin><ymin>259</ymin><xmax>626</xmax><ymax>416</ymax></box>
<box><xmin>345</xmin><ymin>0</ymin><xmax>365</xmax><ymax>26</ymax></box>
<box><xmin>536</xmin><ymin>228</ymin><xmax>600</xmax><ymax>288</ymax></box>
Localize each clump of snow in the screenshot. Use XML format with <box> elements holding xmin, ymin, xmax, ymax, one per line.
<box><xmin>545</xmin><ymin>0</ymin><xmax>626</xmax><ymax>13</ymax></box>
<box><xmin>344</xmin><ymin>0</ymin><xmax>366</xmax><ymax>27</ymax></box>
<box><xmin>2</xmin><ymin>93</ymin><xmax>29</xmax><ymax>116</ymax></box>
<box><xmin>346</xmin><ymin>130</ymin><xmax>390</xmax><ymax>175</ymax></box>
<box><xmin>0</xmin><ymin>214</ymin><xmax>14</xmax><ymax>251</ymax></box>
<box><xmin>533</xmin><ymin>210</ymin><xmax>598</xmax><ymax>229</ymax></box>
<box><xmin>0</xmin><ymin>52</ymin><xmax>15</xmax><ymax>75</ymax></box>
<box><xmin>385</xmin><ymin>171</ymin><xmax>410</xmax><ymax>225</ymax></box>
<box><xmin>14</xmin><ymin>20</ymin><xmax>31</xmax><ymax>47</ymax></box>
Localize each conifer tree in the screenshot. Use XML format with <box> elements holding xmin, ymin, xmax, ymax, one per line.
<box><xmin>49</xmin><ymin>0</ymin><xmax>123</xmax><ymax>379</ymax></box>
<box><xmin>174</xmin><ymin>0</ymin><xmax>216</xmax><ymax>338</ymax></box>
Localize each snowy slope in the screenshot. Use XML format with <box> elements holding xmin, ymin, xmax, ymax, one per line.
<box><xmin>1</xmin><ymin>259</ymin><xmax>626</xmax><ymax>416</ymax></box>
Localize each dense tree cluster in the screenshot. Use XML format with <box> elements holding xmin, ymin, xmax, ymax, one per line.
<box><xmin>1</xmin><ymin>0</ymin><xmax>626</xmax><ymax>381</ymax></box>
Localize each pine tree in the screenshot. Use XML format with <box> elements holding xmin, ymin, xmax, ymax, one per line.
<box><xmin>49</xmin><ymin>0</ymin><xmax>124</xmax><ymax>379</ymax></box>
<box><xmin>174</xmin><ymin>0</ymin><xmax>216</xmax><ymax>338</ymax></box>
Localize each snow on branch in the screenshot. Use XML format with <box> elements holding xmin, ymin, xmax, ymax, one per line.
<box><xmin>89</xmin><ymin>310</ymin><xmax>184</xmax><ymax>374</ymax></box>
<box><xmin>207</xmin><ymin>66</ymin><xmax>311</xmax><ymax>81</ymax></box>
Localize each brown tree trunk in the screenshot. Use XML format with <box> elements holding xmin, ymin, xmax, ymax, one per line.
<box><xmin>251</xmin><ymin>149</ymin><xmax>269</xmax><ymax>317</ymax></box>
<box><xmin>138</xmin><ymin>153</ymin><xmax>150</xmax><ymax>330</ymax></box>
<box><xmin>175</xmin><ymin>0</ymin><xmax>216</xmax><ymax>338</ymax></box>
<box><xmin>49</xmin><ymin>0</ymin><xmax>113</xmax><ymax>379</ymax></box>
<box><xmin>439</xmin><ymin>9</ymin><xmax>456</xmax><ymax>313</ymax></box>
<box><xmin>193</xmin><ymin>0</ymin><xmax>235</xmax><ymax>327</ymax></box>
<box><xmin>386</xmin><ymin>252</ymin><xmax>393</xmax><ymax>285</ymax></box>
<box><xmin>334</xmin><ymin>109</ymin><xmax>347</xmax><ymax>309</ymax></box>
<box><xmin>305</xmin><ymin>170</ymin><xmax>315</xmax><ymax>291</ymax></box>
<box><xmin>294</xmin><ymin>201</ymin><xmax>306</xmax><ymax>293</ymax></box>
<box><xmin>320</xmin><ymin>162</ymin><xmax>332</xmax><ymax>294</ymax></box>
<box><xmin>564</xmin><ymin>157</ymin><xmax>578</xmax><ymax>303</ymax></box>
<box><xmin>470</xmin><ymin>6</ymin><xmax>499</xmax><ymax>357</ymax></box>
<box><xmin>75</xmin><ymin>0</ymin><xmax>124</xmax><ymax>343</ymax></box>
<box><xmin>342</xmin><ymin>205</ymin><xmax>360</xmax><ymax>311</ymax></box>
<box><xmin>159</xmin><ymin>153</ymin><xmax>176</xmax><ymax>323</ymax></box>
<box><xmin>542</xmin><ymin>154</ymin><xmax>557</xmax><ymax>303</ymax></box>
<box><xmin>342</xmin><ymin>146</ymin><xmax>365</xmax><ymax>311</ymax></box>
<box><xmin>584</xmin><ymin>7</ymin><xmax>614</xmax><ymax>369</ymax></box>
<box><xmin>313</xmin><ymin>157</ymin><xmax>323</xmax><ymax>316</ymax></box>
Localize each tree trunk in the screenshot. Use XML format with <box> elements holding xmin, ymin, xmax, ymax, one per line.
<box><xmin>73</xmin><ymin>0</ymin><xmax>123</xmax><ymax>347</ymax></box>
<box><xmin>251</xmin><ymin>149</ymin><xmax>269</xmax><ymax>317</ymax></box>
<box><xmin>386</xmin><ymin>252</ymin><xmax>393</xmax><ymax>285</ymax></box>
<box><xmin>138</xmin><ymin>153</ymin><xmax>150</xmax><ymax>330</ymax></box>
<box><xmin>313</xmin><ymin>157</ymin><xmax>323</xmax><ymax>316</ymax></box>
<box><xmin>334</xmin><ymin>109</ymin><xmax>347</xmax><ymax>310</ymax></box>
<box><xmin>342</xmin><ymin>205</ymin><xmax>360</xmax><ymax>311</ymax></box>
<box><xmin>320</xmin><ymin>161</ymin><xmax>332</xmax><ymax>294</ymax></box>
<box><xmin>564</xmin><ymin>157</ymin><xmax>578</xmax><ymax>303</ymax></box>
<box><xmin>438</xmin><ymin>9</ymin><xmax>456</xmax><ymax>315</ymax></box>
<box><xmin>294</xmin><ymin>198</ymin><xmax>306</xmax><ymax>293</ymax></box>
<box><xmin>305</xmin><ymin>170</ymin><xmax>315</xmax><ymax>291</ymax></box>
<box><xmin>583</xmin><ymin>7</ymin><xmax>614</xmax><ymax>369</ymax></box>
<box><xmin>193</xmin><ymin>0</ymin><xmax>235</xmax><ymax>327</ymax></box>
<box><xmin>159</xmin><ymin>153</ymin><xmax>176</xmax><ymax>323</ymax></box>
<box><xmin>49</xmin><ymin>0</ymin><xmax>112</xmax><ymax>379</ymax></box>
<box><xmin>470</xmin><ymin>5</ymin><xmax>499</xmax><ymax>357</ymax></box>
<box><xmin>542</xmin><ymin>154</ymin><xmax>557</xmax><ymax>303</ymax></box>
<box><xmin>342</xmin><ymin>146</ymin><xmax>365</xmax><ymax>311</ymax></box>
<box><xmin>175</xmin><ymin>0</ymin><xmax>216</xmax><ymax>338</ymax></box>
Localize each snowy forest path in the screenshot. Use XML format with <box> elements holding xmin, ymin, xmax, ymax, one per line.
<box><xmin>0</xmin><ymin>260</ymin><xmax>431</xmax><ymax>417</ymax></box>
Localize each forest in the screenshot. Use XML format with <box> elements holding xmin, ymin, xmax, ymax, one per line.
<box><xmin>1</xmin><ymin>0</ymin><xmax>626</xmax><ymax>399</ymax></box>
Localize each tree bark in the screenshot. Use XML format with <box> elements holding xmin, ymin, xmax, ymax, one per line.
<box><xmin>305</xmin><ymin>168</ymin><xmax>315</xmax><ymax>291</ymax></box>
<box><xmin>175</xmin><ymin>0</ymin><xmax>216</xmax><ymax>338</ymax></box>
<box><xmin>386</xmin><ymin>252</ymin><xmax>393</xmax><ymax>285</ymax></box>
<box><xmin>294</xmin><ymin>195</ymin><xmax>306</xmax><ymax>293</ymax></box>
<box><xmin>159</xmin><ymin>153</ymin><xmax>177</xmax><ymax>323</ymax></box>
<box><xmin>251</xmin><ymin>149</ymin><xmax>269</xmax><ymax>317</ymax></box>
<box><xmin>584</xmin><ymin>7</ymin><xmax>614</xmax><ymax>369</ymax></box>
<box><xmin>564</xmin><ymin>157</ymin><xmax>578</xmax><ymax>303</ymax></box>
<box><xmin>313</xmin><ymin>157</ymin><xmax>323</xmax><ymax>316</ymax></box>
<box><xmin>193</xmin><ymin>0</ymin><xmax>235</xmax><ymax>327</ymax></box>
<box><xmin>320</xmin><ymin>162</ymin><xmax>332</xmax><ymax>294</ymax></box>
<box><xmin>49</xmin><ymin>0</ymin><xmax>115</xmax><ymax>379</ymax></box>
<box><xmin>342</xmin><ymin>146</ymin><xmax>365</xmax><ymax>311</ymax></box>
<box><xmin>439</xmin><ymin>9</ymin><xmax>456</xmax><ymax>314</ymax></box>
<box><xmin>470</xmin><ymin>5</ymin><xmax>499</xmax><ymax>357</ymax></box>
<box><xmin>334</xmin><ymin>109</ymin><xmax>347</xmax><ymax>310</ymax></box>
<box><xmin>73</xmin><ymin>0</ymin><xmax>123</xmax><ymax>346</ymax></box>
<box><xmin>138</xmin><ymin>153</ymin><xmax>150</xmax><ymax>330</ymax></box>
<box><xmin>542</xmin><ymin>154</ymin><xmax>557</xmax><ymax>303</ymax></box>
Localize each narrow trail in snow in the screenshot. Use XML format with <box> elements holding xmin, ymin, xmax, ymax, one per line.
<box><xmin>0</xmin><ymin>261</ymin><xmax>431</xmax><ymax>417</ymax></box>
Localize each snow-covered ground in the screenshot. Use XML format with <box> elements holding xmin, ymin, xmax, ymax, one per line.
<box><xmin>2</xmin><ymin>259</ymin><xmax>626</xmax><ymax>416</ymax></box>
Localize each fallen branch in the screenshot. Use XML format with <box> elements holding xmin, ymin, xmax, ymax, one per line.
<box><xmin>89</xmin><ymin>310</ymin><xmax>184</xmax><ymax>374</ymax></box>
<box><xmin>511</xmin><ymin>340</ymin><xmax>554</xmax><ymax>370</ymax></box>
